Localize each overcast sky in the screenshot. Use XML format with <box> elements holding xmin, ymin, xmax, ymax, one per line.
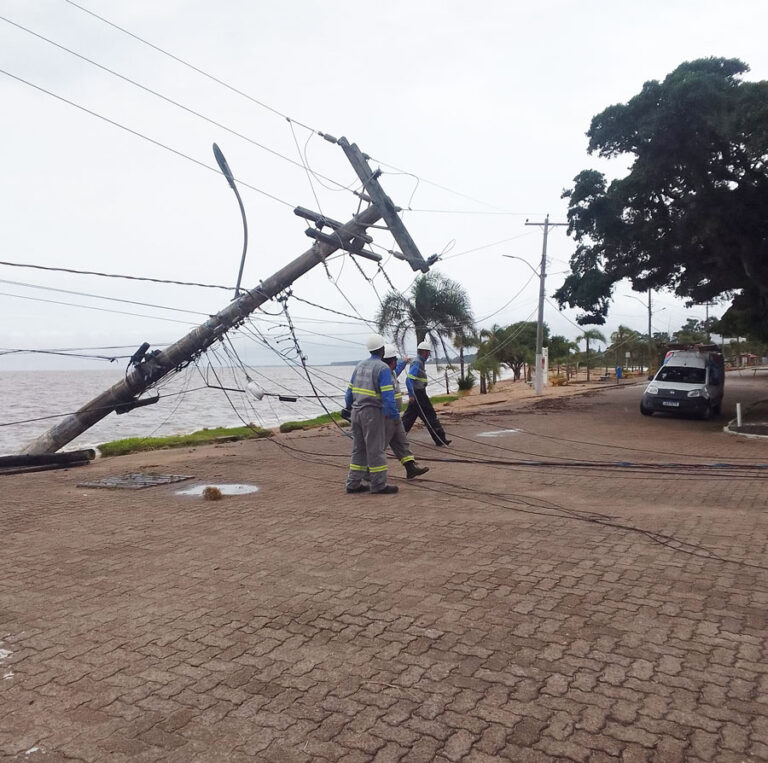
<box><xmin>2</xmin><ymin>0</ymin><xmax>766</xmax><ymax>370</ymax></box>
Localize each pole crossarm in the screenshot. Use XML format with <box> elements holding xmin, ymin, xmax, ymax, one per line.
<box><xmin>337</xmin><ymin>137</ymin><xmax>431</xmax><ymax>273</ymax></box>
<box><xmin>21</xmin><ymin>205</ymin><xmax>383</xmax><ymax>454</ymax></box>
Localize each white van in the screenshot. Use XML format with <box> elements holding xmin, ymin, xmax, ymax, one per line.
<box><xmin>640</xmin><ymin>348</ymin><xmax>725</xmax><ymax>420</ymax></box>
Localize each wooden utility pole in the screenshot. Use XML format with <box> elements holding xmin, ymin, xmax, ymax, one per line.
<box><xmin>22</xmin><ymin>205</ymin><xmax>382</xmax><ymax>454</ymax></box>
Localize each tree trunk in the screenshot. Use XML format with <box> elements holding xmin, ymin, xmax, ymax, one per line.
<box><xmin>586</xmin><ymin>338</ymin><xmax>591</xmax><ymax>381</ymax></box>
<box><xmin>459</xmin><ymin>346</ymin><xmax>465</xmax><ymax>379</ymax></box>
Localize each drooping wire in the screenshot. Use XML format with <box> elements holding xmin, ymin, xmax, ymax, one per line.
<box><xmin>238</xmin><ymin>318</ymin><xmax>349</xmax><ymax>396</ymax></box>
<box><xmin>0</xmin><ymin>259</ymin><xmax>233</xmax><ymax>289</ymax></box>
<box><xmin>0</xmin><ymin>68</ymin><xmax>295</xmax><ymax>209</ymax></box>
<box><xmin>62</xmin><ymin>0</ymin><xmax>524</xmax><ymax>213</ymax></box>
<box><xmin>258</xmin><ymin>433</ymin><xmax>768</xmax><ymax>572</ymax></box>
<box><xmin>0</xmin><ymin>278</ymin><xmax>213</xmax><ymax>316</ymax></box>
<box><xmin>0</xmin><ymin>290</ymin><xmax>198</xmax><ymax>325</ymax></box>
<box><xmin>64</xmin><ymin>0</ymin><xmax>318</xmax><ymax>134</ymax></box>
<box><xmin>278</xmin><ymin>293</ymin><xmax>350</xmax><ymax>438</ymax></box>
<box><xmin>0</xmin><ymin>348</ymin><xmax>126</xmax><ymax>362</ymax></box>
<box><xmin>439</xmin><ymin>233</ymin><xmax>534</xmax><ymax>262</ymax></box>
<box><xmin>0</xmin><ymin>15</ymin><xmax>354</xmax><ymax>193</ymax></box>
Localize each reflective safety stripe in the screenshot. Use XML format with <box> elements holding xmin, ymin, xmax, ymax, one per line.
<box><xmin>380</xmin><ymin>384</ymin><xmax>394</xmax><ymax>392</ymax></box>
<box><xmin>350</xmin><ymin>387</ymin><xmax>380</xmax><ymax>397</ymax></box>
<box><xmin>349</xmin><ymin>464</ymin><xmax>367</xmax><ymax>471</ymax></box>
<box><xmin>368</xmin><ymin>464</ymin><xmax>388</xmax><ymax>473</ymax></box>
<box><xmin>400</xmin><ymin>455</ymin><xmax>415</xmax><ymax>464</ymax></box>
<box><xmin>407</xmin><ymin>374</ymin><xmax>428</xmax><ymax>382</ymax></box>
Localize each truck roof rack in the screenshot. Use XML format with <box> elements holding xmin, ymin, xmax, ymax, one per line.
<box><xmin>665</xmin><ymin>343</ymin><xmax>720</xmax><ymax>353</ymax></box>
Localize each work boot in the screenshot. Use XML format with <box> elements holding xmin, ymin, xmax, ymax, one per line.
<box><xmin>346</xmin><ymin>484</ymin><xmax>369</xmax><ymax>494</ymax></box>
<box><xmin>371</xmin><ymin>485</ymin><xmax>399</xmax><ymax>495</ymax></box>
<box><xmin>405</xmin><ymin>462</ymin><xmax>430</xmax><ymax>479</ymax></box>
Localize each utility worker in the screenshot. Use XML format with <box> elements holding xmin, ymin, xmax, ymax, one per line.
<box><xmin>344</xmin><ymin>334</ymin><xmax>400</xmax><ymax>495</ymax></box>
<box><xmin>382</xmin><ymin>344</ymin><xmax>430</xmax><ymax>479</ymax></box>
<box><xmin>402</xmin><ymin>340</ymin><xmax>451</xmax><ymax>446</ymax></box>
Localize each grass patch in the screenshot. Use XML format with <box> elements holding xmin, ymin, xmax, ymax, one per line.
<box><xmin>98</xmin><ymin>425</ymin><xmax>271</xmax><ymax>457</ymax></box>
<box><xmin>431</xmin><ymin>394</ymin><xmax>459</xmax><ymax>405</ymax></box>
<box><xmin>279</xmin><ymin>412</ymin><xmax>349</xmax><ymax>433</ymax></box>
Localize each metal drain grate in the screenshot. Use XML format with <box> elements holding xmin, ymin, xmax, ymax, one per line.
<box><xmin>77</xmin><ymin>473</ymin><xmax>194</xmax><ymax>489</ymax></box>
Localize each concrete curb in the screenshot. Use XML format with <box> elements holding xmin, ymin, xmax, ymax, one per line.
<box><xmin>722</xmin><ymin>419</ymin><xmax>768</xmax><ymax>440</ymax></box>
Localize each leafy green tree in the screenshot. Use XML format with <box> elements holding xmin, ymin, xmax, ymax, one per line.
<box><xmin>555</xmin><ymin>58</ymin><xmax>768</xmax><ymax>340</ymax></box>
<box><xmin>577</xmin><ymin>328</ymin><xmax>606</xmax><ymax>381</ymax></box>
<box><xmin>547</xmin><ymin>335</ymin><xmax>577</xmax><ymax>377</ymax></box>
<box><xmin>497</xmin><ymin>322</ymin><xmax>541</xmax><ymax>380</ymax></box>
<box><xmin>376</xmin><ymin>271</ymin><xmax>474</xmax><ymax>359</ymax></box>
<box><xmin>673</xmin><ymin>318</ymin><xmax>709</xmax><ymax>344</ymax></box>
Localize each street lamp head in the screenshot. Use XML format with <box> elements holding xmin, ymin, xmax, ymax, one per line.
<box><xmin>212</xmin><ymin>142</ymin><xmax>237</xmax><ymax>191</ymax></box>
<box><xmin>502</xmin><ymin>254</ymin><xmax>540</xmax><ymax>277</ymax></box>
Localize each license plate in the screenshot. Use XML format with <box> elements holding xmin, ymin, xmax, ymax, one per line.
<box><xmin>662</xmin><ymin>401</ymin><xmax>679</xmax><ymax>407</ymax></box>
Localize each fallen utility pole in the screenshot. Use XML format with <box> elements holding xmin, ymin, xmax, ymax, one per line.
<box><xmin>22</xmin><ymin>205</ymin><xmax>382</xmax><ymax>454</ymax></box>
<box><xmin>337</xmin><ymin>137</ymin><xmax>434</xmax><ymax>273</ymax></box>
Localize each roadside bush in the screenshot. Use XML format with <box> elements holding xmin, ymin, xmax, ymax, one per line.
<box><xmin>98</xmin><ymin>425</ymin><xmax>271</xmax><ymax>457</ymax></box>
<box><xmin>279</xmin><ymin>412</ymin><xmax>349</xmax><ymax>433</ymax></box>
<box><xmin>457</xmin><ymin>372</ymin><xmax>476</xmax><ymax>391</ymax></box>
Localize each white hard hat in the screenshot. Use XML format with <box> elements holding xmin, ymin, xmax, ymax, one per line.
<box><xmin>383</xmin><ymin>344</ymin><xmax>397</xmax><ymax>359</ymax></box>
<box><xmin>417</xmin><ymin>340</ymin><xmax>432</xmax><ymax>352</ymax></box>
<box><xmin>365</xmin><ymin>334</ymin><xmax>386</xmax><ymax>352</ymax></box>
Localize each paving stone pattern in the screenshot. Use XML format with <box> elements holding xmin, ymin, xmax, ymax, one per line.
<box><xmin>1</xmin><ymin>383</ymin><xmax>767</xmax><ymax>761</ymax></box>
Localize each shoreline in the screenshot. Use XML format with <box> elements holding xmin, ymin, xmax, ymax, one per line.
<box><xmin>93</xmin><ymin>373</ymin><xmax>644</xmax><ymax>459</ymax></box>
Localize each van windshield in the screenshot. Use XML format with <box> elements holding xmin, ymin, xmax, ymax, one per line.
<box><xmin>656</xmin><ymin>366</ymin><xmax>706</xmax><ymax>384</ymax></box>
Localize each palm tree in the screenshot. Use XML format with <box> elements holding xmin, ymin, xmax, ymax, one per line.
<box><xmin>376</xmin><ymin>271</ymin><xmax>474</xmax><ymax>360</ymax></box>
<box><xmin>578</xmin><ymin>328</ymin><xmax>606</xmax><ymax>381</ymax></box>
<box><xmin>452</xmin><ymin>326</ymin><xmax>480</xmax><ymax>380</ymax></box>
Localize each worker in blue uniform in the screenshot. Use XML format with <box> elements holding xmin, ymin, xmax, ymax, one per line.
<box><xmin>402</xmin><ymin>340</ymin><xmax>451</xmax><ymax>446</ymax></box>
<box><xmin>344</xmin><ymin>334</ymin><xmax>400</xmax><ymax>494</ymax></box>
<box><xmin>382</xmin><ymin>344</ymin><xmax>430</xmax><ymax>479</ymax></box>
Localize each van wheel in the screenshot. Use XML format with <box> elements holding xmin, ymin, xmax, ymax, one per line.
<box><xmin>701</xmin><ymin>404</ymin><xmax>713</xmax><ymax>421</ymax></box>
<box><xmin>713</xmin><ymin>403</ymin><xmax>721</xmax><ymax>417</ymax></box>
<box><xmin>640</xmin><ymin>403</ymin><xmax>652</xmax><ymax>417</ymax></box>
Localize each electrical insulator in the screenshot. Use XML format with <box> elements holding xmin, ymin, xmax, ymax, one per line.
<box><xmin>246</xmin><ymin>381</ymin><xmax>265</xmax><ymax>401</ymax></box>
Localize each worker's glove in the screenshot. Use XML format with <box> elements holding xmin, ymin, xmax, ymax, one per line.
<box><xmin>340</xmin><ymin>408</ymin><xmax>351</xmax><ymax>421</ymax></box>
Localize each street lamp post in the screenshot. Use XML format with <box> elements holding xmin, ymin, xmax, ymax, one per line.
<box><xmin>212</xmin><ymin>143</ymin><xmax>249</xmax><ymax>298</ymax></box>
<box><xmin>626</xmin><ymin>291</ymin><xmax>654</xmax><ymax>373</ymax></box>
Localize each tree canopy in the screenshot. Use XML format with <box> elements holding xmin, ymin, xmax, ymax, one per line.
<box><xmin>555</xmin><ymin>58</ymin><xmax>768</xmax><ymax>339</ymax></box>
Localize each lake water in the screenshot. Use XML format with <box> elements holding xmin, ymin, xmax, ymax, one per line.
<box><xmin>0</xmin><ymin>364</ymin><xmax>461</xmax><ymax>455</ymax></box>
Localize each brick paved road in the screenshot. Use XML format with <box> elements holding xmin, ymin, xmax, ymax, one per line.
<box><xmin>1</xmin><ymin>379</ymin><xmax>767</xmax><ymax>761</ymax></box>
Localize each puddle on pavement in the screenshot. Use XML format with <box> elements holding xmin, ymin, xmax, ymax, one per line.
<box><xmin>175</xmin><ymin>483</ymin><xmax>260</xmax><ymax>496</ymax></box>
<box><xmin>476</xmin><ymin>429</ymin><xmax>522</xmax><ymax>438</ymax></box>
